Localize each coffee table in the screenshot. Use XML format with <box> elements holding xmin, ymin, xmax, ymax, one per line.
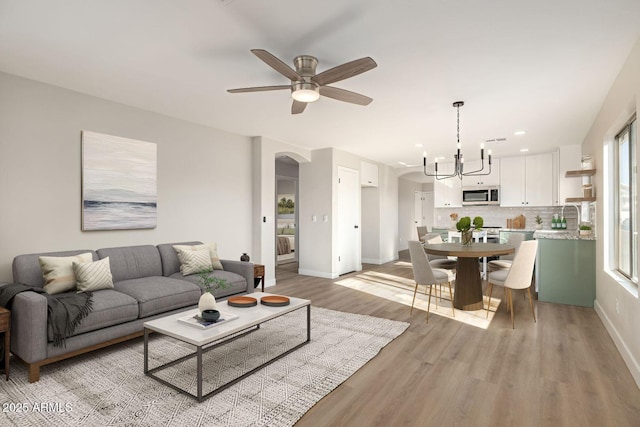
<box><xmin>143</xmin><ymin>292</ymin><xmax>310</xmax><ymax>402</ymax></box>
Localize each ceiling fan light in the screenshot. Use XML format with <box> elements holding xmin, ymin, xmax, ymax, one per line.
<box><xmin>291</xmin><ymin>81</ymin><xmax>320</xmax><ymax>103</ymax></box>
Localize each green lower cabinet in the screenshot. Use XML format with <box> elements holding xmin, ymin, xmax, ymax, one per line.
<box><xmin>536</xmin><ymin>238</ymin><xmax>596</xmax><ymax>307</ymax></box>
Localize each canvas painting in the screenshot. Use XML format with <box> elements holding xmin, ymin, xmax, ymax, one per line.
<box><xmin>82</xmin><ymin>131</ymin><xmax>157</xmax><ymax>230</ymax></box>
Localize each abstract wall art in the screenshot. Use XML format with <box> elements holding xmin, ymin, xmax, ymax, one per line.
<box><xmin>82</xmin><ymin>131</ymin><xmax>157</xmax><ymax>230</ymax></box>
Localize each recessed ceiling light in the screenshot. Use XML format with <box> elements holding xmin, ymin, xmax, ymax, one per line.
<box><xmin>514</xmin><ymin>130</ymin><xmax>526</xmax><ymax>136</ymax></box>
<box><xmin>415</xmin><ymin>143</ymin><xmax>423</xmax><ymax>148</ymax></box>
<box><xmin>398</xmin><ymin>161</ymin><xmax>407</xmax><ymax>166</ymax></box>
<box><xmin>520</xmin><ymin>148</ymin><xmax>529</xmax><ymax>152</ymax></box>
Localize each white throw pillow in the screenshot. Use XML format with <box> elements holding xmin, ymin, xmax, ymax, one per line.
<box><xmin>175</xmin><ymin>247</ymin><xmax>213</xmax><ymax>275</ymax></box>
<box><xmin>73</xmin><ymin>257</ymin><xmax>114</xmax><ymax>293</ymax></box>
<box><xmin>173</xmin><ymin>242</ymin><xmax>224</xmax><ymax>271</ymax></box>
<box><xmin>39</xmin><ymin>252</ymin><xmax>93</xmax><ymax>294</ymax></box>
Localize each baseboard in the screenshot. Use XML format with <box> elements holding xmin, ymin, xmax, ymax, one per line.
<box><xmin>298</xmin><ymin>269</ymin><xmax>338</xmax><ymax>279</ymax></box>
<box><xmin>595</xmin><ymin>299</ymin><xmax>640</xmax><ymax>388</ymax></box>
<box><xmin>362</xmin><ymin>256</ymin><xmax>399</xmax><ymax>265</ymax></box>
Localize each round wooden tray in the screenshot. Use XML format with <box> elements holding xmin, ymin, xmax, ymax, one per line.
<box><xmin>260</xmin><ymin>295</ymin><xmax>290</xmax><ymax>307</ymax></box>
<box><xmin>227</xmin><ymin>296</ymin><xmax>257</xmax><ymax>307</ymax></box>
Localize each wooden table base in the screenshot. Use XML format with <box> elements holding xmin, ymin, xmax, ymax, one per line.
<box><xmin>453</xmin><ymin>257</ymin><xmax>484</xmax><ymax>311</ymax></box>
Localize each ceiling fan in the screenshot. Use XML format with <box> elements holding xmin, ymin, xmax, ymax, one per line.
<box><xmin>227</xmin><ymin>49</ymin><xmax>377</xmax><ymax>114</ymax></box>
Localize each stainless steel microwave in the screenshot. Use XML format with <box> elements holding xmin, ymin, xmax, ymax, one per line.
<box><xmin>462</xmin><ymin>186</ymin><xmax>500</xmax><ymax>206</ymax></box>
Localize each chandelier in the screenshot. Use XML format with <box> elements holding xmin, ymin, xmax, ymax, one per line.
<box><xmin>423</xmin><ymin>101</ymin><xmax>492</xmax><ymax>180</ymax></box>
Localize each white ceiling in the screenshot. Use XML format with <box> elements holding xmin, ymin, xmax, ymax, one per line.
<box><xmin>1</xmin><ymin>0</ymin><xmax>639</xmax><ymax>169</ymax></box>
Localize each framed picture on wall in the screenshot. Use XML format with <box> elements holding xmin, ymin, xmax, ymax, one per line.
<box><xmin>81</xmin><ymin>131</ymin><xmax>157</xmax><ymax>231</ymax></box>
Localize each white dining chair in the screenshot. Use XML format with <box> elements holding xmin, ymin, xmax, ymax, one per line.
<box><xmin>487</xmin><ymin>233</ymin><xmax>526</xmax><ymax>272</ymax></box>
<box><xmin>408</xmin><ymin>240</ymin><xmax>455</xmax><ymax>323</ymax></box>
<box><xmin>486</xmin><ymin>240</ymin><xmax>538</xmax><ymax>328</ymax></box>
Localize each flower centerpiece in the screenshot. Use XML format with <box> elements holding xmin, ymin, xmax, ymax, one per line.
<box><xmin>456</xmin><ymin>216</ymin><xmax>484</xmax><ymax>246</ymax></box>
<box><xmin>196</xmin><ymin>267</ymin><xmax>227</xmax><ymax>313</ymax></box>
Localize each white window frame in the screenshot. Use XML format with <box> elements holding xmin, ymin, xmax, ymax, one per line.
<box><xmin>608</xmin><ymin>115</ymin><xmax>637</xmax><ymax>288</ymax></box>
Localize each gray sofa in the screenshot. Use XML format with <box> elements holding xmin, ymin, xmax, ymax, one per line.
<box><xmin>9</xmin><ymin>241</ymin><xmax>254</xmax><ymax>382</ymax></box>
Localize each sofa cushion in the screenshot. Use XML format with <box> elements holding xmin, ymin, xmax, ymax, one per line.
<box><xmin>47</xmin><ymin>289</ymin><xmax>138</xmax><ymax>341</ymax></box>
<box><xmin>74</xmin><ymin>257</ymin><xmax>114</xmax><ymax>292</ymax></box>
<box><xmin>114</xmin><ymin>276</ymin><xmax>201</xmax><ymax>318</ymax></box>
<box><xmin>13</xmin><ymin>250</ymin><xmax>99</xmax><ymax>288</ymax></box>
<box><xmin>174</xmin><ymin>246</ymin><xmax>213</xmax><ymax>275</ymax></box>
<box><xmin>157</xmin><ymin>241</ymin><xmax>202</xmax><ymax>276</ymax></box>
<box><xmin>173</xmin><ymin>242</ymin><xmax>224</xmax><ymax>271</ymax></box>
<box><xmin>39</xmin><ymin>252</ymin><xmax>94</xmax><ymax>294</ymax></box>
<box><xmin>170</xmin><ymin>270</ymin><xmax>247</xmax><ymax>299</ymax></box>
<box><xmin>97</xmin><ymin>245</ymin><xmax>163</xmax><ymax>282</ymax></box>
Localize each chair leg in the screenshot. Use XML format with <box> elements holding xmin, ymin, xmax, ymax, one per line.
<box><xmin>527</xmin><ymin>287</ymin><xmax>536</xmax><ymax>323</ymax></box>
<box><xmin>486</xmin><ymin>282</ymin><xmax>494</xmax><ymax>319</ymax></box>
<box><xmin>410</xmin><ymin>283</ymin><xmax>419</xmax><ymax>315</ymax></box>
<box><xmin>447</xmin><ymin>281</ymin><xmax>455</xmax><ymax>318</ymax></box>
<box><xmin>508</xmin><ymin>288</ymin><xmax>515</xmax><ymax>329</ymax></box>
<box><xmin>505</xmin><ymin>287</ymin><xmax>510</xmax><ymax>312</ymax></box>
<box><xmin>426</xmin><ymin>285</ymin><xmax>433</xmax><ymax>323</ymax></box>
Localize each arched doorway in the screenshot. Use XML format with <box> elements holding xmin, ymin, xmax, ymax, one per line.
<box><xmin>275</xmin><ymin>155</ymin><xmax>299</xmax><ymax>276</ymax></box>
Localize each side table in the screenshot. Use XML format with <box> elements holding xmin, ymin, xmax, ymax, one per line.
<box><xmin>0</xmin><ymin>307</ymin><xmax>10</xmax><ymax>381</ymax></box>
<box><xmin>254</xmin><ymin>264</ymin><xmax>265</xmax><ymax>292</ymax></box>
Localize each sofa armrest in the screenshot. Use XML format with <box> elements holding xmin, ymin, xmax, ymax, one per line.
<box><xmin>220</xmin><ymin>260</ymin><xmax>255</xmax><ymax>294</ymax></box>
<box><xmin>11</xmin><ymin>291</ymin><xmax>48</xmax><ymax>363</ymax></box>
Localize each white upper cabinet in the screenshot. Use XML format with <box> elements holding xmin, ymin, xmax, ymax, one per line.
<box><xmin>461</xmin><ymin>158</ymin><xmax>500</xmax><ymax>187</ymax></box>
<box><xmin>360</xmin><ymin>161</ymin><xmax>378</xmax><ymax>187</ymax></box>
<box><xmin>500</xmin><ymin>153</ymin><xmax>553</xmax><ymax>207</ymax></box>
<box><xmin>433</xmin><ymin>163</ymin><xmax>462</xmax><ymax>207</ymax></box>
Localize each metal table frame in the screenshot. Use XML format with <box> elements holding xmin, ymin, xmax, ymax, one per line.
<box><xmin>144</xmin><ymin>304</ymin><xmax>311</xmax><ymax>402</ymax></box>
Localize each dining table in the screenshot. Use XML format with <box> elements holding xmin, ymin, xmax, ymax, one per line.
<box><xmin>423</xmin><ymin>242</ymin><xmax>515</xmax><ymax>311</ymax></box>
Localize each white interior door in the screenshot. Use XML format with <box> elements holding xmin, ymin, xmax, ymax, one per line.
<box><xmin>338</xmin><ymin>167</ymin><xmax>360</xmax><ymax>275</ymax></box>
<box><xmin>414</xmin><ymin>191</ymin><xmax>424</xmax><ymax>226</ymax></box>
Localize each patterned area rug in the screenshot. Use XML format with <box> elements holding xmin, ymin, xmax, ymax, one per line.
<box><xmin>1</xmin><ymin>307</ymin><xmax>408</xmax><ymax>426</ymax></box>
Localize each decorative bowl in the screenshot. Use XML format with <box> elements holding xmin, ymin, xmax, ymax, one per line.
<box><xmin>201</xmin><ymin>309</ymin><xmax>220</xmax><ymax>322</ymax></box>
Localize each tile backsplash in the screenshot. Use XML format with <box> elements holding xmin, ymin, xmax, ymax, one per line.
<box><xmin>435</xmin><ymin>205</ymin><xmax>595</xmax><ymax>232</ymax></box>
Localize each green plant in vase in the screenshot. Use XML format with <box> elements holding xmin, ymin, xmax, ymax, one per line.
<box><xmin>473</xmin><ymin>216</ymin><xmax>483</xmax><ymax>230</ymax></box>
<box><xmin>196</xmin><ymin>267</ymin><xmax>227</xmax><ymax>313</ymax></box>
<box><xmin>457</xmin><ymin>216</ymin><xmax>484</xmax><ymax>246</ymax></box>
<box><xmin>535</xmin><ymin>215</ymin><xmax>543</xmax><ymax>229</ymax></box>
<box><xmin>456</xmin><ymin>216</ymin><xmax>473</xmax><ymax>246</ymax></box>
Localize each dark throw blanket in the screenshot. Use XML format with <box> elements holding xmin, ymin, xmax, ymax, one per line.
<box><xmin>0</xmin><ymin>283</ymin><xmax>93</xmax><ymax>349</ymax></box>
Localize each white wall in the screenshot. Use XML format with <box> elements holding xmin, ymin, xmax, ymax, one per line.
<box><xmin>582</xmin><ymin>38</ymin><xmax>640</xmax><ymax>387</ymax></box>
<box><xmin>377</xmin><ymin>164</ymin><xmax>399</xmax><ymax>263</ymax></box>
<box><xmin>0</xmin><ymin>72</ymin><xmax>253</xmax><ymax>281</ymax></box>
<box><xmin>361</xmin><ymin>187</ymin><xmax>380</xmax><ymax>263</ymax></box>
<box><xmin>299</xmin><ymin>148</ymin><xmax>333</xmax><ymax>277</ymax></box>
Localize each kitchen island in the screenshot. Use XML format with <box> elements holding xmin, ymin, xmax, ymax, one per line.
<box><xmin>534</xmin><ymin>230</ymin><xmax>596</xmax><ymax>307</ymax></box>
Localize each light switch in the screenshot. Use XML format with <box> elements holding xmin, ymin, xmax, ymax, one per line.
<box><xmin>312</xmin><ymin>215</ymin><xmax>317</xmax><ymax>222</ymax></box>
<box><xmin>323</xmin><ymin>215</ymin><xmax>329</xmax><ymax>222</ymax></box>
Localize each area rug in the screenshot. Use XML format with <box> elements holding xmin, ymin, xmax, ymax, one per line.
<box><xmin>1</xmin><ymin>307</ymin><xmax>408</xmax><ymax>427</ymax></box>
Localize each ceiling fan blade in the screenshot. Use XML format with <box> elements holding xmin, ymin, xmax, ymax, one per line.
<box><xmin>291</xmin><ymin>100</ymin><xmax>307</xmax><ymax>114</ymax></box>
<box><xmin>312</xmin><ymin>57</ymin><xmax>377</xmax><ymax>86</ymax></box>
<box><xmin>251</xmin><ymin>49</ymin><xmax>302</xmax><ymax>82</ymax></box>
<box><xmin>319</xmin><ymin>86</ymin><xmax>373</xmax><ymax>106</ymax></box>
<box><xmin>227</xmin><ymin>85</ymin><xmax>290</xmax><ymax>93</ymax></box>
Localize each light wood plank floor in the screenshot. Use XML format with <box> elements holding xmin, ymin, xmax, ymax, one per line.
<box><xmin>272</xmin><ymin>255</ymin><xmax>640</xmax><ymax>427</ymax></box>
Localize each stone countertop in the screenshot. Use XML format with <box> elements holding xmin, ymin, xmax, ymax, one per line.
<box><xmin>533</xmin><ymin>230</ymin><xmax>596</xmax><ymax>241</ymax></box>
<box><xmin>500</xmin><ymin>228</ymin><xmax>537</xmax><ymax>233</ymax></box>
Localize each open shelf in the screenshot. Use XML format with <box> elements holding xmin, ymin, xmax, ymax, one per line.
<box><xmin>565</xmin><ymin>169</ymin><xmax>596</xmax><ymax>177</ymax></box>
<box><xmin>565</xmin><ymin>197</ymin><xmax>597</xmax><ymax>203</ymax></box>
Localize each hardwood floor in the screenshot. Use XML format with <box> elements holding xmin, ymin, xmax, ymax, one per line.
<box><xmin>273</xmin><ymin>257</ymin><xmax>640</xmax><ymax>427</ymax></box>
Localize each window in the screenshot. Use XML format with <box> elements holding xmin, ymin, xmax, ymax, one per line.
<box><xmin>614</xmin><ymin>115</ymin><xmax>637</xmax><ymax>284</ymax></box>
